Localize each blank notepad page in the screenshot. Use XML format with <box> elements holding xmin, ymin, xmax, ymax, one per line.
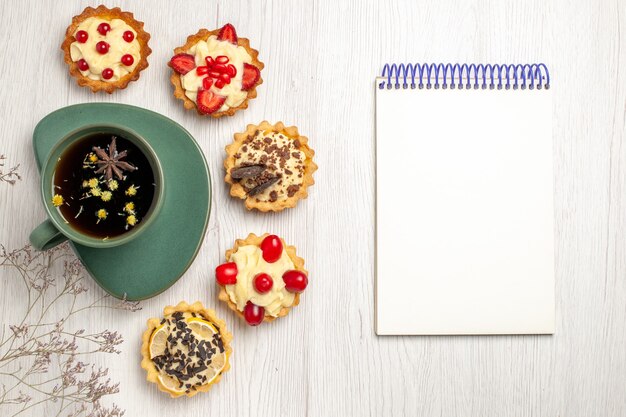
<box><xmin>375</xmin><ymin>76</ymin><xmax>554</xmax><ymax>335</ymax></box>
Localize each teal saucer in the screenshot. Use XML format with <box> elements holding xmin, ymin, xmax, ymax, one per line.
<box><xmin>33</xmin><ymin>103</ymin><xmax>211</xmax><ymax>300</ymax></box>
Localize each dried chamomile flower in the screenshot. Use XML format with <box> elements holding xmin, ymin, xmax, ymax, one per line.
<box><xmin>52</xmin><ymin>194</ymin><xmax>64</xmax><ymax>207</ymax></box>
<box><xmin>125</xmin><ymin>185</ymin><xmax>138</xmax><ymax>196</ymax></box>
<box><xmin>96</xmin><ymin>208</ymin><xmax>108</xmax><ymax>220</ymax></box>
<box><xmin>101</xmin><ymin>191</ymin><xmax>112</xmax><ymax>202</ymax></box>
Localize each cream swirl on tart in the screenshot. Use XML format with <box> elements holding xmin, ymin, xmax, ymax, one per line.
<box><xmin>216</xmin><ymin>234</ymin><xmax>309</xmax><ymax>326</ymax></box>
<box><xmin>61</xmin><ymin>5</ymin><xmax>151</xmax><ymax>93</ymax></box>
<box><xmin>226</xmin><ymin>245</ymin><xmax>296</xmax><ymax>316</ymax></box>
<box><xmin>180</xmin><ymin>36</ymin><xmax>252</xmax><ymax>111</ymax></box>
<box><xmin>168</xmin><ymin>24</ymin><xmax>263</xmax><ymax>117</ymax></box>
<box><xmin>70</xmin><ymin>17</ymin><xmax>140</xmax><ymax>81</ymax></box>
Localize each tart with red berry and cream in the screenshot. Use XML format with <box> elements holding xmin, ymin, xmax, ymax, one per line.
<box><xmin>61</xmin><ymin>5</ymin><xmax>151</xmax><ymax>93</ymax></box>
<box><xmin>216</xmin><ymin>233</ymin><xmax>309</xmax><ymax>326</ymax></box>
<box><xmin>224</xmin><ymin>121</ymin><xmax>317</xmax><ymax>212</ymax></box>
<box><xmin>140</xmin><ymin>301</ymin><xmax>232</xmax><ymax>398</ymax></box>
<box><xmin>168</xmin><ymin>23</ymin><xmax>264</xmax><ymax>117</ymax></box>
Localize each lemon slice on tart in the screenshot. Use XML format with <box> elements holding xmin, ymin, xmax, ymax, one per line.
<box><xmin>148</xmin><ymin>324</ymin><xmax>167</xmax><ymax>358</ymax></box>
<box><xmin>205</xmin><ymin>350</ymin><xmax>227</xmax><ymax>384</ymax></box>
<box><xmin>185</xmin><ymin>317</ymin><xmax>227</xmax><ymax>383</ymax></box>
<box><xmin>186</xmin><ymin>317</ymin><xmax>219</xmax><ymax>338</ymax></box>
<box><xmin>141</xmin><ymin>301</ymin><xmax>233</xmax><ymax>398</ymax></box>
<box><xmin>157</xmin><ymin>373</ymin><xmax>187</xmax><ymax>395</ymax></box>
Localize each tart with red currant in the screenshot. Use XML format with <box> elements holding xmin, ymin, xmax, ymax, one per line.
<box><xmin>168</xmin><ymin>23</ymin><xmax>264</xmax><ymax>117</ymax></box>
<box><xmin>216</xmin><ymin>233</ymin><xmax>309</xmax><ymax>326</ymax></box>
<box><xmin>140</xmin><ymin>301</ymin><xmax>232</xmax><ymax>398</ymax></box>
<box><xmin>224</xmin><ymin>121</ymin><xmax>317</xmax><ymax>212</ymax></box>
<box><xmin>61</xmin><ymin>5</ymin><xmax>151</xmax><ymax>93</ymax></box>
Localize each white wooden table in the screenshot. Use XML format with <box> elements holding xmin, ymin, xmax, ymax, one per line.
<box><xmin>1</xmin><ymin>0</ymin><xmax>625</xmax><ymax>416</ymax></box>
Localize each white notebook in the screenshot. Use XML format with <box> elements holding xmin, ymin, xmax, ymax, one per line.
<box><xmin>375</xmin><ymin>63</ymin><xmax>554</xmax><ymax>335</ymax></box>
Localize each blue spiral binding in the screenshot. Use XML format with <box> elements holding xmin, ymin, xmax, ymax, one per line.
<box><xmin>379</xmin><ymin>62</ymin><xmax>550</xmax><ymax>90</ymax></box>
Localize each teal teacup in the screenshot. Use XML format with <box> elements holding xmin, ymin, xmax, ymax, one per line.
<box><xmin>30</xmin><ymin>124</ymin><xmax>164</xmax><ymax>250</ymax></box>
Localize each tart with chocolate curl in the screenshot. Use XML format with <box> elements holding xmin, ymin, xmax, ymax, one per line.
<box><xmin>224</xmin><ymin>121</ymin><xmax>317</xmax><ymax>211</ymax></box>
<box><xmin>168</xmin><ymin>23</ymin><xmax>264</xmax><ymax>117</ymax></box>
<box><xmin>61</xmin><ymin>5</ymin><xmax>151</xmax><ymax>93</ymax></box>
<box><xmin>215</xmin><ymin>233</ymin><xmax>309</xmax><ymax>326</ymax></box>
<box><xmin>140</xmin><ymin>301</ymin><xmax>232</xmax><ymax>398</ymax></box>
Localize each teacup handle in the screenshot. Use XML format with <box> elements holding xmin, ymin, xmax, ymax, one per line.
<box><xmin>29</xmin><ymin>219</ymin><xmax>68</xmax><ymax>251</ymax></box>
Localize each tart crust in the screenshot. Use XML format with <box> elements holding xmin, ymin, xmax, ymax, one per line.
<box><xmin>218</xmin><ymin>233</ymin><xmax>307</xmax><ymax>323</ymax></box>
<box><xmin>61</xmin><ymin>5</ymin><xmax>151</xmax><ymax>94</ymax></box>
<box><xmin>169</xmin><ymin>28</ymin><xmax>264</xmax><ymax>118</ymax></box>
<box><xmin>140</xmin><ymin>301</ymin><xmax>233</xmax><ymax>398</ymax></box>
<box><xmin>224</xmin><ymin>121</ymin><xmax>317</xmax><ymax>211</ymax></box>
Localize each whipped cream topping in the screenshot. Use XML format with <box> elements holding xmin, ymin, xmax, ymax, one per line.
<box><xmin>234</xmin><ymin>130</ymin><xmax>306</xmax><ymax>202</ymax></box>
<box><xmin>70</xmin><ymin>17</ymin><xmax>140</xmax><ymax>82</ymax></box>
<box><xmin>180</xmin><ymin>35</ymin><xmax>253</xmax><ymax>112</ymax></box>
<box><xmin>225</xmin><ymin>244</ymin><xmax>296</xmax><ymax>317</ymax></box>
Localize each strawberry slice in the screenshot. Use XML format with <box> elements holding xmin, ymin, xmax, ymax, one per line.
<box><xmin>241</xmin><ymin>63</ymin><xmax>260</xmax><ymax>91</ymax></box>
<box><xmin>169</xmin><ymin>53</ymin><xmax>196</xmax><ymax>75</ymax></box>
<box><xmin>196</xmin><ymin>89</ymin><xmax>226</xmax><ymax>114</ymax></box>
<box><xmin>217</xmin><ymin>23</ymin><xmax>238</xmax><ymax>44</ymax></box>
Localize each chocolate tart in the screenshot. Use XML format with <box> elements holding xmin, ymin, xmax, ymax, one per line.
<box><xmin>61</xmin><ymin>5</ymin><xmax>151</xmax><ymax>93</ymax></box>
<box><xmin>140</xmin><ymin>301</ymin><xmax>232</xmax><ymax>398</ymax></box>
<box><xmin>224</xmin><ymin>121</ymin><xmax>317</xmax><ymax>212</ymax></box>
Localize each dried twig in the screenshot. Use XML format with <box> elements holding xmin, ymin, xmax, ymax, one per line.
<box><xmin>0</xmin><ymin>155</ymin><xmax>21</xmax><ymax>185</ymax></box>
<box><xmin>0</xmin><ymin>243</ymin><xmax>141</xmax><ymax>416</ymax></box>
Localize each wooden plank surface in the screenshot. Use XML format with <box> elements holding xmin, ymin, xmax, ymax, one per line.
<box><xmin>0</xmin><ymin>0</ymin><xmax>625</xmax><ymax>416</ymax></box>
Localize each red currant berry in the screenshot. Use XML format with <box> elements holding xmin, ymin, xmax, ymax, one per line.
<box><xmin>75</xmin><ymin>30</ymin><xmax>88</xmax><ymax>43</ymax></box>
<box><xmin>95</xmin><ymin>41</ymin><xmax>109</xmax><ymax>54</ymax></box>
<box><xmin>101</xmin><ymin>68</ymin><xmax>114</xmax><ymax>79</ymax></box>
<box><xmin>97</xmin><ymin>22</ymin><xmax>111</xmax><ymax>35</ymax></box>
<box><xmin>260</xmin><ymin>235</ymin><xmax>283</xmax><ymax>263</ymax></box>
<box><xmin>216</xmin><ymin>55</ymin><xmax>229</xmax><ymax>64</ymax></box>
<box><xmin>77</xmin><ymin>59</ymin><xmax>89</xmax><ymax>71</ymax></box>
<box><xmin>254</xmin><ymin>273</ymin><xmax>273</xmax><ymax>294</ymax></box>
<box><xmin>282</xmin><ymin>270</ymin><xmax>308</xmax><ymax>293</ymax></box>
<box><xmin>123</xmin><ymin>30</ymin><xmax>135</xmax><ymax>42</ymax></box>
<box><xmin>215</xmin><ymin>262</ymin><xmax>238</xmax><ymax>285</ymax></box>
<box><xmin>214</xmin><ymin>79</ymin><xmax>225</xmax><ymax>89</ymax></box>
<box><xmin>196</xmin><ymin>66</ymin><xmax>209</xmax><ymax>76</ymax></box>
<box><xmin>243</xmin><ymin>302</ymin><xmax>264</xmax><ymax>326</ymax></box>
<box><xmin>227</xmin><ymin>64</ymin><xmax>237</xmax><ymax>77</ymax></box>
<box><xmin>121</xmin><ymin>54</ymin><xmax>134</xmax><ymax>66</ymax></box>
<box><xmin>202</xmin><ymin>77</ymin><xmax>214</xmax><ymax>90</ymax></box>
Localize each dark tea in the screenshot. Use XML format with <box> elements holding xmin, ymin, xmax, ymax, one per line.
<box><xmin>52</xmin><ymin>133</ymin><xmax>156</xmax><ymax>239</ymax></box>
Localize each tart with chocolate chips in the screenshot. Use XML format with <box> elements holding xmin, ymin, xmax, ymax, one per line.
<box><xmin>140</xmin><ymin>301</ymin><xmax>232</xmax><ymax>398</ymax></box>
<box><xmin>168</xmin><ymin>23</ymin><xmax>264</xmax><ymax>117</ymax></box>
<box><xmin>61</xmin><ymin>5</ymin><xmax>151</xmax><ymax>93</ymax></box>
<box><xmin>224</xmin><ymin>121</ymin><xmax>317</xmax><ymax>211</ymax></box>
<box><xmin>215</xmin><ymin>233</ymin><xmax>309</xmax><ymax>326</ymax></box>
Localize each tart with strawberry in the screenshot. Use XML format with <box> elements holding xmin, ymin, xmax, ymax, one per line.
<box><xmin>61</xmin><ymin>5</ymin><xmax>151</xmax><ymax>93</ymax></box>
<box><xmin>140</xmin><ymin>301</ymin><xmax>232</xmax><ymax>398</ymax></box>
<box><xmin>225</xmin><ymin>121</ymin><xmax>317</xmax><ymax>211</ymax></box>
<box><xmin>168</xmin><ymin>23</ymin><xmax>264</xmax><ymax>117</ymax></box>
<box><xmin>216</xmin><ymin>233</ymin><xmax>309</xmax><ymax>326</ymax></box>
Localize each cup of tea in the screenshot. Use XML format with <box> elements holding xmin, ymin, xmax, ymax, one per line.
<box><xmin>29</xmin><ymin>124</ymin><xmax>164</xmax><ymax>250</ymax></box>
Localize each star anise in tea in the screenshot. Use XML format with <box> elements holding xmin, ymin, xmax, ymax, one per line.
<box><xmin>92</xmin><ymin>137</ymin><xmax>137</xmax><ymax>181</ymax></box>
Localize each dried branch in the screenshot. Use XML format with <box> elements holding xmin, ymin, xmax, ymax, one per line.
<box><xmin>0</xmin><ymin>243</ymin><xmax>141</xmax><ymax>416</ymax></box>
<box><xmin>0</xmin><ymin>155</ymin><xmax>21</xmax><ymax>185</ymax></box>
